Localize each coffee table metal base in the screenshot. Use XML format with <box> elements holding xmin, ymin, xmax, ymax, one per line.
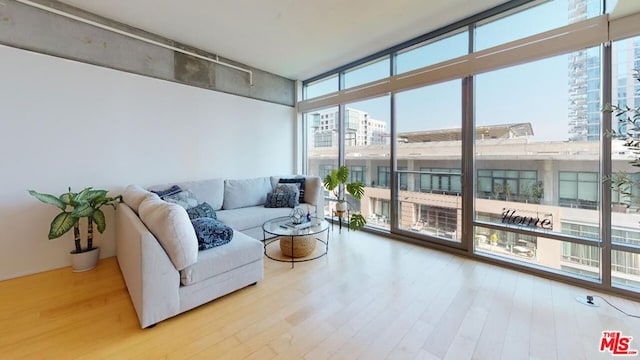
<box><xmin>263</xmin><ymin>233</ymin><xmax>329</xmax><ymax>269</ymax></box>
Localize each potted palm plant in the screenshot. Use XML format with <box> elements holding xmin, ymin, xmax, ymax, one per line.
<box><xmin>323</xmin><ymin>166</ymin><xmax>367</xmax><ymax>230</ymax></box>
<box><xmin>28</xmin><ymin>187</ymin><xmax>122</xmax><ymax>272</ymax></box>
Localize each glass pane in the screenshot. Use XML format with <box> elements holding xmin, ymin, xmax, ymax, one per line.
<box><xmin>612</xmin><ymin>250</ymin><xmax>640</xmax><ymax>292</ymax></box>
<box><xmin>344</xmin><ymin>96</ymin><xmax>390</xmax><ymax>230</ymax></box>
<box><xmin>344</xmin><ymin>57</ymin><xmax>390</xmax><ymax>89</ymax></box>
<box><xmin>475</xmin><ymin>48</ymin><xmax>601</xmax><ymax>241</ymax></box>
<box><xmin>396</xmin><ymin>30</ymin><xmax>468</xmax><ymax>75</ymax></box>
<box><xmin>611</xmin><ymin>35</ymin><xmax>640</xmax><ymax>248</ymax></box>
<box><xmin>305</xmin><ymin>75</ymin><xmax>339</xmax><ymax>100</ymax></box>
<box><xmin>474</xmin><ymin>225</ymin><xmax>601</xmax><ymax>281</ymax></box>
<box><xmin>395</xmin><ymin>79</ymin><xmax>462</xmax><ymax>242</ymax></box>
<box><xmin>306</xmin><ymin>107</ymin><xmax>339</xmax><ymax>217</ymax></box>
<box><xmin>475</xmin><ymin>0</ymin><xmax>602</xmax><ymax>51</ymax></box>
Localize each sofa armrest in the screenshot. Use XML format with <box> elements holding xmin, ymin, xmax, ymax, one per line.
<box><xmin>116</xmin><ymin>203</ymin><xmax>180</xmax><ymax>328</ymax></box>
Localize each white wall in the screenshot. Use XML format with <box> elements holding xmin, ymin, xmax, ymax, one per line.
<box><xmin>0</xmin><ymin>44</ymin><xmax>296</xmax><ymax>280</ymax></box>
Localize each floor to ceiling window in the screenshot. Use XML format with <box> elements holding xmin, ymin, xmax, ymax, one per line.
<box><xmin>305</xmin><ymin>106</ymin><xmax>339</xmax><ymax>217</ymax></box>
<box><xmin>610</xmin><ymin>34</ymin><xmax>640</xmax><ymax>291</ymax></box>
<box><xmin>395</xmin><ymin>79</ymin><xmax>463</xmax><ymax>243</ymax></box>
<box><xmin>474</xmin><ymin>48</ymin><xmax>602</xmax><ymax>281</ymax></box>
<box><xmin>344</xmin><ymin>95</ymin><xmax>391</xmax><ymax>229</ymax></box>
<box><xmin>299</xmin><ymin>0</ymin><xmax>640</xmax><ymax>297</ymax></box>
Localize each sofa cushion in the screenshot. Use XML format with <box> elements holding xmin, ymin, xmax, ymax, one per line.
<box><xmin>138</xmin><ymin>196</ymin><xmax>199</xmax><ymax>271</ymax></box>
<box><xmin>172</xmin><ymin>179</ymin><xmax>225</xmax><ymax>211</ymax></box>
<box><xmin>122</xmin><ymin>184</ymin><xmax>157</xmax><ymax>214</ymax></box>
<box><xmin>216</xmin><ymin>205</ymin><xmax>293</xmax><ymax>231</ymax></box>
<box><xmin>223</xmin><ymin>177</ymin><xmax>272</xmax><ymax>210</ymax></box>
<box><xmin>301</xmin><ymin>176</ymin><xmax>321</xmax><ymax>206</ymax></box>
<box><xmin>186</xmin><ymin>202</ymin><xmax>217</xmax><ymax>220</ymax></box>
<box><xmin>180</xmin><ymin>231</ymin><xmax>263</xmax><ymax>286</ymax></box>
<box><xmin>191</xmin><ymin>217</ymin><xmax>233</xmax><ymax>250</ymax></box>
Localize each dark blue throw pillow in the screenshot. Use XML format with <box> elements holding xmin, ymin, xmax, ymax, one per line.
<box><xmin>279</xmin><ymin>178</ymin><xmax>305</xmax><ymax>204</ymax></box>
<box><xmin>191</xmin><ymin>217</ymin><xmax>233</xmax><ymax>251</ymax></box>
<box><xmin>150</xmin><ymin>184</ymin><xmax>182</xmax><ymax>197</ymax></box>
<box><xmin>186</xmin><ymin>202</ymin><xmax>217</xmax><ymax>220</ymax></box>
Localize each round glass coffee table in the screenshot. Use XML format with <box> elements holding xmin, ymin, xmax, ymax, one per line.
<box><xmin>262</xmin><ymin>216</ymin><xmax>329</xmax><ymax>268</ymax></box>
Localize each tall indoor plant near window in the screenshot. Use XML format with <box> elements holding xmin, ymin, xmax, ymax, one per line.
<box><xmin>323</xmin><ymin>166</ymin><xmax>367</xmax><ymax>230</ymax></box>
<box><xmin>28</xmin><ymin>187</ymin><xmax>122</xmax><ymax>272</ymax></box>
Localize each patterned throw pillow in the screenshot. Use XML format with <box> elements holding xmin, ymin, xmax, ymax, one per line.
<box><xmin>275</xmin><ymin>183</ymin><xmax>299</xmax><ymax>194</ymax></box>
<box><xmin>162</xmin><ymin>189</ymin><xmax>199</xmax><ymax>209</ymax></box>
<box><xmin>264</xmin><ymin>192</ymin><xmax>297</xmax><ymax>208</ymax></box>
<box><xmin>150</xmin><ymin>184</ymin><xmax>182</xmax><ymax>197</ymax></box>
<box><xmin>191</xmin><ymin>217</ymin><xmax>233</xmax><ymax>251</ymax></box>
<box><xmin>278</xmin><ymin>178</ymin><xmax>305</xmax><ymax>204</ymax></box>
<box><xmin>274</xmin><ymin>183</ymin><xmax>300</xmax><ymax>206</ymax></box>
<box><xmin>186</xmin><ymin>202</ymin><xmax>217</xmax><ymax>220</ymax></box>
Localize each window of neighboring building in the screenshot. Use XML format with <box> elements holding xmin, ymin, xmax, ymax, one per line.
<box><xmin>477</xmin><ymin>169</ymin><xmax>538</xmax><ymax>203</ymax></box>
<box><xmin>416</xmin><ymin>205</ymin><xmax>458</xmax><ymax>239</ymax></box>
<box><xmin>612</xmin><ymin>228</ymin><xmax>640</xmax><ymax>247</ymax></box>
<box><xmin>373</xmin><ymin>198</ymin><xmax>390</xmax><ymax>219</ymax></box>
<box><xmin>612</xmin><ymin>250</ymin><xmax>640</xmax><ymax>289</ymax></box>
<box><xmin>562</xmin><ymin>242</ymin><xmax>600</xmax><ymax>268</ymax></box>
<box><xmin>559</xmin><ymin>171</ymin><xmax>599</xmax><ymax>209</ymax></box>
<box><xmin>349</xmin><ymin>166</ymin><xmax>365</xmax><ymax>183</ymax></box>
<box><xmin>399</xmin><ymin>167</ymin><xmax>408</xmax><ymax>190</ymax></box>
<box><xmin>319</xmin><ymin>164</ymin><xmax>334</xmax><ymax>180</ymax></box>
<box><xmin>420</xmin><ymin>168</ymin><xmax>462</xmax><ymax>194</ymax></box>
<box><xmin>562</xmin><ymin>222</ymin><xmax>599</xmax><ymax>240</ymax></box>
<box><xmin>377</xmin><ymin>166</ymin><xmax>391</xmax><ymax>188</ymax></box>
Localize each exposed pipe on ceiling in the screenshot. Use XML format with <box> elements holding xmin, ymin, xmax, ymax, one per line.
<box><xmin>14</xmin><ymin>0</ymin><xmax>254</xmax><ymax>86</ymax></box>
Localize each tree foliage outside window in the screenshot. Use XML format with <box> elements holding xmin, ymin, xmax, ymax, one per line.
<box><xmin>605</xmin><ymin>70</ymin><xmax>640</xmax><ymax>209</ymax></box>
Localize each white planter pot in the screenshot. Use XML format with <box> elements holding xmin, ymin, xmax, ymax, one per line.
<box><xmin>336</xmin><ymin>201</ymin><xmax>348</xmax><ymax>212</ymax></box>
<box><xmin>70</xmin><ymin>247</ymin><xmax>100</xmax><ymax>272</ymax></box>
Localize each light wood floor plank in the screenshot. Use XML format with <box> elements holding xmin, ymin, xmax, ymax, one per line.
<box><xmin>0</xmin><ymin>230</ymin><xmax>638</xmax><ymax>359</ymax></box>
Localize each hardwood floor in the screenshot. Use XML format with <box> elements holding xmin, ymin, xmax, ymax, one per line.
<box><xmin>1</xmin><ymin>230</ymin><xmax>639</xmax><ymax>359</ymax></box>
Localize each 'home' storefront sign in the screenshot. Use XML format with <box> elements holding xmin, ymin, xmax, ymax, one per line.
<box><xmin>501</xmin><ymin>208</ymin><xmax>553</xmax><ymax>230</ymax></box>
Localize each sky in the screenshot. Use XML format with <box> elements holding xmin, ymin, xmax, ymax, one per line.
<box><xmin>305</xmin><ymin>0</ymin><xmax>605</xmax><ymax>142</ymax></box>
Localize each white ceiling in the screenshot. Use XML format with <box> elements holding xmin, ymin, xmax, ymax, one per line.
<box><xmin>57</xmin><ymin>0</ymin><xmax>511</xmax><ymax>80</ymax></box>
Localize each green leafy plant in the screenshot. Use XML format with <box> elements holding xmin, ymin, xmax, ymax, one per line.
<box><xmin>323</xmin><ymin>166</ymin><xmax>366</xmax><ymax>230</ymax></box>
<box><xmin>28</xmin><ymin>187</ymin><xmax>122</xmax><ymax>253</ymax></box>
<box><xmin>604</xmin><ymin>69</ymin><xmax>640</xmax><ymax>209</ymax></box>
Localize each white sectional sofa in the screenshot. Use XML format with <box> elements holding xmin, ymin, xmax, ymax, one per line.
<box><xmin>116</xmin><ymin>175</ymin><xmax>323</xmax><ymax>328</ymax></box>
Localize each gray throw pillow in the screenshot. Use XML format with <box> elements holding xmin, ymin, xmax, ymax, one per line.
<box><xmin>265</xmin><ymin>192</ymin><xmax>297</xmax><ymax>208</ymax></box>
<box><xmin>163</xmin><ymin>189</ymin><xmax>199</xmax><ymax>209</ymax></box>
<box><xmin>191</xmin><ymin>217</ymin><xmax>233</xmax><ymax>250</ymax></box>
<box><xmin>279</xmin><ymin>178</ymin><xmax>305</xmax><ymax>204</ymax></box>
<box><xmin>186</xmin><ymin>202</ymin><xmax>217</xmax><ymax>220</ymax></box>
<box><xmin>274</xmin><ymin>183</ymin><xmax>300</xmax><ymax>206</ymax></box>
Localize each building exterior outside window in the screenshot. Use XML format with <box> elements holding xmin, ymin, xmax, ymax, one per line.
<box><xmin>310</xmin><ymin>108</ymin><xmax>387</xmax><ymax>148</ymax></box>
